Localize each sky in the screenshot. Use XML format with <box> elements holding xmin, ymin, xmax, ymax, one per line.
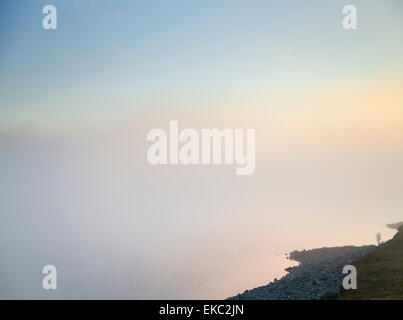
<box><xmin>0</xmin><ymin>0</ymin><xmax>403</xmax><ymax>299</ymax></box>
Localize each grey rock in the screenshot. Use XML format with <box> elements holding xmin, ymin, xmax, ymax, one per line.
<box><xmin>227</xmin><ymin>245</ymin><xmax>376</xmax><ymax>300</ymax></box>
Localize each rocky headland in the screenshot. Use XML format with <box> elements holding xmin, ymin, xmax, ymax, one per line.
<box><xmin>228</xmin><ymin>245</ymin><xmax>376</xmax><ymax>300</ymax></box>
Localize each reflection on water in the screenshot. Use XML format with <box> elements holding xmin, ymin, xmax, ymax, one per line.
<box><xmin>204</xmin><ymin>252</ymin><xmax>300</xmax><ymax>299</ymax></box>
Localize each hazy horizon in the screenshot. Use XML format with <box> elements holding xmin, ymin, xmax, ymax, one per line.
<box><xmin>1</xmin><ymin>0</ymin><xmax>403</xmax><ymax>299</ymax></box>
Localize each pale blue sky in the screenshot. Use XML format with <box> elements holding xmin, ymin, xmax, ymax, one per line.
<box><xmin>1</xmin><ymin>0</ymin><xmax>403</xmax><ymax>129</ymax></box>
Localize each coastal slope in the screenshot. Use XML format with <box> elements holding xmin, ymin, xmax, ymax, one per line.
<box><xmin>228</xmin><ymin>245</ymin><xmax>375</xmax><ymax>300</ymax></box>
<box><xmin>229</xmin><ymin>227</ymin><xmax>403</xmax><ymax>300</ymax></box>
<box><xmin>339</xmin><ymin>226</ymin><xmax>403</xmax><ymax>300</ymax></box>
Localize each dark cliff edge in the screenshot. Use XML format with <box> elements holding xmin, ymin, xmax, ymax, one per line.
<box><xmin>338</xmin><ymin>226</ymin><xmax>403</xmax><ymax>300</ymax></box>
<box><xmin>228</xmin><ymin>228</ymin><xmax>403</xmax><ymax>300</ymax></box>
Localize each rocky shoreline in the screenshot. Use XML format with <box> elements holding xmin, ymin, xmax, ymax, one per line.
<box><xmin>228</xmin><ymin>245</ymin><xmax>376</xmax><ymax>300</ymax></box>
